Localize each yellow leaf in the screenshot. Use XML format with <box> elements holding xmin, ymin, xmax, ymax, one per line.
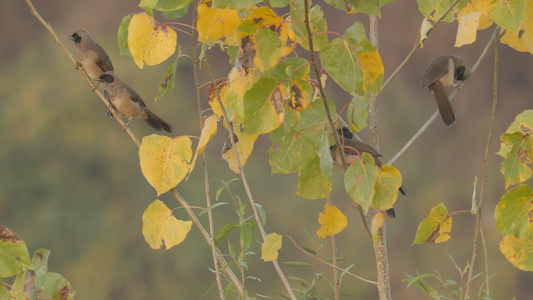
<box><xmin>261</xmin><ymin>233</ymin><xmax>282</xmax><ymax>261</ymax></box>
<box><xmin>197</xmin><ymin>1</ymin><xmax>240</xmax><ymax>45</ymax></box>
<box><xmin>455</xmin><ymin>12</ymin><xmax>481</xmax><ymax>47</ymax></box>
<box><xmin>139</xmin><ymin>134</ymin><xmax>193</xmax><ymax>195</ymax></box>
<box><xmin>500</xmin><ymin>3</ymin><xmax>533</xmax><ymax>54</ymax></box>
<box><xmin>460</xmin><ymin>2</ymin><xmax>493</xmax><ymax>30</ymax></box>
<box><xmin>413</xmin><ymin>203</ymin><xmax>452</xmax><ymax>245</ymax></box>
<box><xmin>221</xmin><ymin>125</ymin><xmax>258</xmax><ymax>174</ymax></box>
<box><xmin>128</xmin><ymin>12</ymin><xmax>177</xmax><ymax>68</ymax></box>
<box><xmin>189</xmin><ymin>115</ymin><xmax>219</xmax><ymax>175</ymax></box>
<box><xmin>207</xmin><ymin>81</ymin><xmax>228</xmax><ymax>119</ymax></box>
<box><xmin>371</xmin><ymin>213</ymin><xmax>386</xmax><ymax>244</ymax></box>
<box><xmin>317</xmin><ymin>204</ymin><xmax>348</xmax><ymax>239</ymax></box>
<box><xmin>420</xmin><ymin>18</ymin><xmax>433</xmax><ymax>47</ymax></box>
<box><xmin>142</xmin><ymin>200</ymin><xmax>192</xmax><ymax>250</ymax></box>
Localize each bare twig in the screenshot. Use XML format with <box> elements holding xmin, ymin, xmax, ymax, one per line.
<box><xmin>464</xmin><ymin>26</ymin><xmax>500</xmax><ymax>299</ymax></box>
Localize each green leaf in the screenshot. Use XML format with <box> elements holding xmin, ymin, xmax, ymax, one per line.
<box><xmin>495</xmin><ymin>184</ymin><xmax>533</xmax><ymax>239</ymax></box>
<box><xmin>490</xmin><ymin>0</ymin><xmax>526</xmax><ymax>32</ymax></box>
<box><xmin>255</xmin><ymin>27</ymin><xmax>282</xmax><ymax>72</ymax></box>
<box><xmin>32</xmin><ymin>249</ymin><xmax>50</xmax><ymax>289</ymax></box>
<box><xmin>297</xmin><ymin>155</ymin><xmax>332</xmax><ymax>199</ymax></box>
<box><xmin>155</xmin><ymin>46</ymin><xmax>182</xmax><ymax>102</ymax></box>
<box><xmin>215</xmin><ymin>223</ymin><xmax>239</xmax><ymax>246</ymax></box>
<box><xmin>346</xmin><ymin>0</ymin><xmax>394</xmax><ymax>16</ymax></box>
<box><xmin>0</xmin><ymin>238</ymin><xmax>32</xmax><ymax>277</ymax></box>
<box><xmin>290</xmin><ymin>3</ymin><xmax>328</xmax><ymax>51</ymax></box>
<box><xmin>347</xmin><ymin>94</ymin><xmax>369</xmax><ymax>131</ymax></box>
<box><xmin>269</xmin><ymin>126</ymin><xmax>316</xmax><ymax>174</ymax></box>
<box><xmin>416</xmin><ymin>0</ymin><xmax>466</xmax><ymax>23</ymax></box>
<box><xmin>212</xmin><ymin>0</ymin><xmax>261</xmax><ymax>9</ymax></box>
<box><xmin>39</xmin><ymin>272</ymin><xmax>76</xmax><ymax>299</ymax></box>
<box><xmin>320</xmin><ymin>38</ymin><xmax>359</xmax><ymax>95</ymax></box>
<box><xmin>318</xmin><ymin>128</ymin><xmax>334</xmax><ymax>178</ymax></box>
<box><xmin>243</xmin><ymin>77</ymin><xmax>283</xmax><ymax>134</ymax></box>
<box><xmin>344</xmin><ymin>152</ymin><xmax>379</xmax><ymax>213</ymax></box>
<box><xmin>163</xmin><ymin>5</ymin><xmax>190</xmax><ymax>19</ymax></box>
<box><xmin>413</xmin><ymin>203</ymin><xmax>452</xmax><ymax>244</ymax></box>
<box><xmin>297</xmin><ymin>99</ymin><xmax>337</xmax><ymax>144</ymax></box>
<box><xmin>118</xmin><ymin>15</ymin><xmax>132</xmax><ymax>57</ymax></box>
<box><xmin>139</xmin><ymin>0</ymin><xmax>192</xmax><ymax>11</ymax></box>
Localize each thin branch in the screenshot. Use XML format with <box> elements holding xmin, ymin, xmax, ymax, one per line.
<box><xmin>189</xmin><ymin>4</ymin><xmax>225</xmax><ymax>299</ymax></box>
<box><xmin>388</xmin><ymin>26</ymin><xmax>501</xmax><ymax>166</ymax></box>
<box><xmin>303</xmin><ymin>0</ymin><xmax>346</xmax><ymax>168</ymax></box>
<box><xmin>203</xmin><ymin>58</ymin><xmax>297</xmax><ymax>300</ymax></box>
<box><xmin>464</xmin><ymin>26</ymin><xmax>501</xmax><ymax>299</ymax></box>
<box><xmin>381</xmin><ymin>0</ymin><xmax>461</xmax><ymax>91</ymax></box>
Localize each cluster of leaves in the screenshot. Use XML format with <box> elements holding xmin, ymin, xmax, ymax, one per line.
<box><xmin>114</xmin><ymin>0</ymin><xmax>533</xmax><ymax>277</ymax></box>
<box><xmin>0</xmin><ymin>226</ymin><xmax>76</xmax><ymax>300</ymax></box>
<box><xmin>496</xmin><ymin>110</ymin><xmax>533</xmax><ymax>271</ymax></box>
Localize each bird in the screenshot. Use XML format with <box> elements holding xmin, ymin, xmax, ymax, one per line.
<box><xmin>422</xmin><ymin>55</ymin><xmax>471</xmax><ymax>126</ymax></box>
<box><xmin>97</xmin><ymin>71</ymin><xmax>172</xmax><ymax>132</ymax></box>
<box><xmin>69</xmin><ymin>29</ymin><xmax>113</xmax><ymax>78</ymax></box>
<box><xmin>330</xmin><ymin>127</ymin><xmax>406</xmax><ymax>217</ymax></box>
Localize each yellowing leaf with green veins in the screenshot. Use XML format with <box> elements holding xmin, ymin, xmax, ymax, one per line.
<box><xmin>197</xmin><ymin>1</ymin><xmax>240</xmax><ymax>45</ymax></box>
<box><xmin>317</xmin><ymin>204</ymin><xmax>347</xmax><ymax>239</ymax></box>
<box><xmin>188</xmin><ymin>115</ymin><xmax>219</xmax><ymax>175</ymax></box>
<box><xmin>371</xmin><ymin>212</ymin><xmax>386</xmax><ymax>244</ymax></box>
<box><xmin>128</xmin><ymin>12</ymin><xmax>177</xmax><ymax>68</ymax></box>
<box><xmin>139</xmin><ymin>135</ymin><xmax>192</xmax><ymax>195</ymax></box>
<box><xmin>344</xmin><ymin>153</ymin><xmax>379</xmax><ymax>214</ymax></box>
<box><xmin>356</xmin><ymin>39</ymin><xmax>383</xmax><ymax>93</ymax></box>
<box><xmin>499</xmin><ymin>234</ymin><xmax>533</xmax><ymax>271</ymax></box>
<box><xmin>413</xmin><ymin>203</ymin><xmax>452</xmax><ymax>245</ymax></box>
<box><xmin>221</xmin><ymin>124</ymin><xmax>258</xmax><ymax>174</ymax></box>
<box><xmin>495</xmin><ymin>184</ymin><xmax>533</xmax><ymax>239</ymax></box>
<box><xmin>225</xmin><ymin>68</ymin><xmax>262</xmax><ymax>122</ymax></box>
<box><xmin>455</xmin><ymin>11</ymin><xmax>481</xmax><ymax>47</ymax></box>
<box><xmin>347</xmin><ymin>94</ymin><xmax>369</xmax><ymax>132</ymax></box>
<box><xmin>142</xmin><ymin>200</ymin><xmax>192</xmax><ymax>250</ymax></box>
<box><xmin>261</xmin><ymin>233</ymin><xmax>282</xmax><ymax>261</ymax></box>
<box><xmin>297</xmin><ymin>155</ymin><xmax>331</xmax><ymax>199</ymax></box>
<box><xmin>372</xmin><ymin>165</ymin><xmax>401</xmax><ymax>211</ymax></box>
<box><xmin>500</xmin><ymin>2</ymin><xmax>533</xmax><ymax>54</ymax></box>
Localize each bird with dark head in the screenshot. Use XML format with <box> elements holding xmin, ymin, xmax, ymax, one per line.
<box><xmin>330</xmin><ymin>127</ymin><xmax>406</xmax><ymax>217</ymax></box>
<box><xmin>97</xmin><ymin>71</ymin><xmax>172</xmax><ymax>132</ymax></box>
<box><xmin>69</xmin><ymin>29</ymin><xmax>114</xmax><ymax>78</ymax></box>
<box><xmin>422</xmin><ymin>55</ymin><xmax>471</xmax><ymax>126</ymax></box>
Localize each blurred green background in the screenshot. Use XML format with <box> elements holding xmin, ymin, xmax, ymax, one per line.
<box><xmin>2</xmin><ymin>1</ymin><xmax>533</xmax><ymax>299</ymax></box>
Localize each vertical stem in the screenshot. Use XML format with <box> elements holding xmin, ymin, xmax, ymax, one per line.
<box><xmin>190</xmin><ymin>2</ymin><xmax>225</xmax><ymax>298</ymax></box>
<box><xmin>368</xmin><ymin>14</ymin><xmax>391</xmax><ymax>300</ymax></box>
<box><xmin>464</xmin><ymin>26</ymin><xmax>500</xmax><ymax>299</ymax></box>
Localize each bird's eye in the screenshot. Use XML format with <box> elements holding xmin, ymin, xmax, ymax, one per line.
<box><xmin>456</xmin><ymin>66</ymin><xmax>466</xmax><ymax>80</ymax></box>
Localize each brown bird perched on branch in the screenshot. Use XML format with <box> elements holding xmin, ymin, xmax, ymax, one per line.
<box><xmin>330</xmin><ymin>127</ymin><xmax>406</xmax><ymax>217</ymax></box>
<box><xmin>69</xmin><ymin>29</ymin><xmax>113</xmax><ymax>78</ymax></box>
<box><xmin>422</xmin><ymin>55</ymin><xmax>471</xmax><ymax>126</ymax></box>
<box><xmin>97</xmin><ymin>71</ymin><xmax>172</xmax><ymax>132</ymax></box>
